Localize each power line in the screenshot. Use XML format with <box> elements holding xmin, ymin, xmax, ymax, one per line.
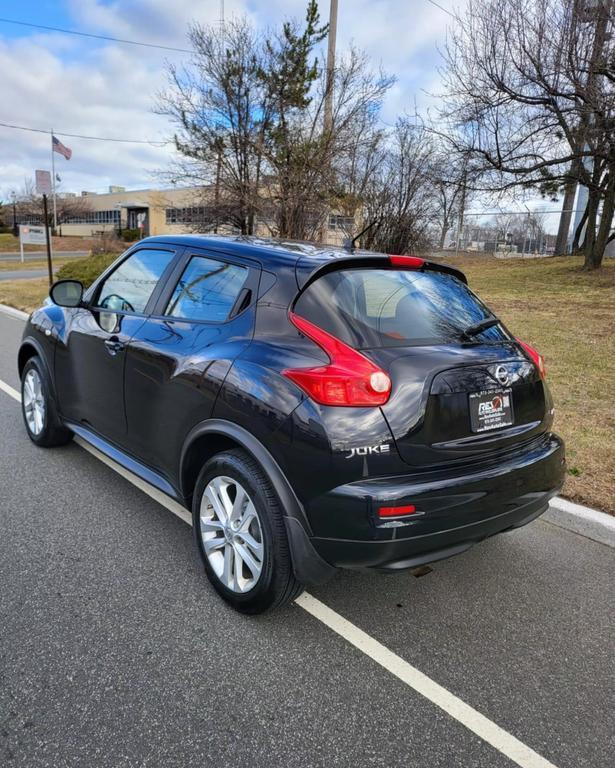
<box><xmin>0</xmin><ymin>17</ymin><xmax>192</xmax><ymax>54</ymax></box>
<box><xmin>0</xmin><ymin>120</ymin><xmax>169</xmax><ymax>146</ymax></box>
<box><xmin>424</xmin><ymin>0</ymin><xmax>455</xmax><ymax>18</ymax></box>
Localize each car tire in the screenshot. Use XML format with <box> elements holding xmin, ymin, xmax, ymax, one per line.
<box><xmin>21</xmin><ymin>357</ymin><xmax>72</xmax><ymax>448</ymax></box>
<box><xmin>192</xmin><ymin>449</ymin><xmax>304</xmax><ymax>614</ymax></box>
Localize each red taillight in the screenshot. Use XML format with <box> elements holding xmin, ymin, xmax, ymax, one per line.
<box><xmin>517</xmin><ymin>338</ymin><xmax>546</xmax><ymax>379</ymax></box>
<box><xmin>378</xmin><ymin>504</ymin><xmax>417</xmax><ymax>518</ymax></box>
<box><xmin>389</xmin><ymin>255</ymin><xmax>425</xmax><ymax>269</ymax></box>
<box><xmin>283</xmin><ymin>313</ymin><xmax>392</xmax><ymax>406</ymax></box>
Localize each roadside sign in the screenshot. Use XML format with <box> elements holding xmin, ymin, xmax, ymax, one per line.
<box><xmin>19</xmin><ymin>225</ymin><xmax>46</xmax><ymax>245</ymax></box>
<box><xmin>35</xmin><ymin>169</ymin><xmax>52</xmax><ymax>196</ymax></box>
<box><xmin>18</xmin><ymin>224</ymin><xmax>48</xmax><ymax>265</ymax></box>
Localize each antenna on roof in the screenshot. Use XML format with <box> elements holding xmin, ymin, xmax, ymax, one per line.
<box><xmin>344</xmin><ymin>219</ymin><xmax>380</xmax><ymax>252</ymax></box>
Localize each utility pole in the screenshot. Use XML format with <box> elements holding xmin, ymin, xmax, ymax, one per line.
<box><xmin>214</xmin><ymin>142</ymin><xmax>222</xmax><ymax>234</ymax></box>
<box><xmin>323</xmin><ymin>0</ymin><xmax>338</xmax><ymax>136</ymax></box>
<box><xmin>320</xmin><ymin>0</ymin><xmax>339</xmax><ymax>244</ymax></box>
<box><xmin>11</xmin><ymin>191</ymin><xmax>18</xmax><ymax>237</ymax></box>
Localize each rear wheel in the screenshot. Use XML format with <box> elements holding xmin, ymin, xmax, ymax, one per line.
<box><xmin>192</xmin><ymin>449</ymin><xmax>303</xmax><ymax>614</ymax></box>
<box><xmin>21</xmin><ymin>357</ymin><xmax>72</xmax><ymax>447</ymax></box>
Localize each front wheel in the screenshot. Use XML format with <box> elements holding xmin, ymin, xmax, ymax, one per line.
<box><xmin>192</xmin><ymin>449</ymin><xmax>304</xmax><ymax>614</ymax></box>
<box><xmin>21</xmin><ymin>357</ymin><xmax>72</xmax><ymax>447</ymax></box>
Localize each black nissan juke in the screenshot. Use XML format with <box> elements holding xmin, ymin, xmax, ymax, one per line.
<box><xmin>18</xmin><ymin>236</ymin><xmax>565</xmax><ymax>613</ymax></box>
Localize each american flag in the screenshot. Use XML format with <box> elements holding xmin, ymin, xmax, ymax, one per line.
<box><xmin>52</xmin><ymin>135</ymin><xmax>72</xmax><ymax>160</ymax></box>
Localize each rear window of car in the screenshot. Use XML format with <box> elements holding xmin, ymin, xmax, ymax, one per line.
<box><xmin>293</xmin><ymin>268</ymin><xmax>508</xmax><ymax>348</ymax></box>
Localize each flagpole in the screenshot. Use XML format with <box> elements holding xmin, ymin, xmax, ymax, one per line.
<box><xmin>51</xmin><ymin>129</ymin><xmax>57</xmax><ymax>230</ymax></box>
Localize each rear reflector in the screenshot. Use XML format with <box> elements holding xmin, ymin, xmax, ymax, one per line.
<box><xmin>389</xmin><ymin>255</ymin><xmax>425</xmax><ymax>269</ymax></box>
<box><xmin>516</xmin><ymin>338</ymin><xmax>546</xmax><ymax>379</ymax></box>
<box><xmin>283</xmin><ymin>312</ymin><xmax>392</xmax><ymax>406</ymax></box>
<box><xmin>378</xmin><ymin>504</ymin><xmax>417</xmax><ymax>518</ymax></box>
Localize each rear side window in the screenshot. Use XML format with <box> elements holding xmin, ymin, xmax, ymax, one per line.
<box><xmin>294</xmin><ymin>268</ymin><xmax>508</xmax><ymax>348</ymax></box>
<box><xmin>165</xmin><ymin>255</ymin><xmax>248</xmax><ymax>322</ymax></box>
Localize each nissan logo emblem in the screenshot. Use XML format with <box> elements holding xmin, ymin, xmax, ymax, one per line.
<box><xmin>495</xmin><ymin>365</ymin><xmax>510</xmax><ymax>386</ymax></box>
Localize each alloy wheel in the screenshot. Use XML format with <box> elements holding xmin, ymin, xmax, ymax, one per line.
<box><xmin>200</xmin><ymin>476</ymin><xmax>264</xmax><ymax>593</ymax></box>
<box><xmin>23</xmin><ymin>369</ymin><xmax>45</xmax><ymax>436</ymax></box>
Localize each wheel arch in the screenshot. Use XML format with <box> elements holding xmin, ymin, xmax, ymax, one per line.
<box><xmin>180</xmin><ymin>419</ymin><xmax>336</xmax><ymax>586</ymax></box>
<box><xmin>180</xmin><ymin>419</ymin><xmax>307</xmax><ymax>528</ymax></box>
<box><xmin>18</xmin><ymin>337</ymin><xmax>55</xmax><ymax>397</ymax></box>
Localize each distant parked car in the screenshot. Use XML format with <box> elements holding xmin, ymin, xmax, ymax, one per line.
<box><xmin>18</xmin><ymin>236</ymin><xmax>565</xmax><ymax>613</ymax></box>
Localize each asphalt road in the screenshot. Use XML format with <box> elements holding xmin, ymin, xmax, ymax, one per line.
<box><xmin>0</xmin><ymin>251</ymin><xmax>88</xmax><ymax>261</ymax></box>
<box><xmin>0</xmin><ymin>270</ymin><xmax>50</xmax><ymax>281</ymax></box>
<box><xmin>0</xmin><ymin>310</ymin><xmax>613</xmax><ymax>768</ymax></box>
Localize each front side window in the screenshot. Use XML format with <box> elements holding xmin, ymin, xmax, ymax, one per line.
<box><xmin>294</xmin><ymin>268</ymin><xmax>509</xmax><ymax>348</ymax></box>
<box><xmin>95</xmin><ymin>248</ymin><xmax>174</xmax><ymax>314</ymax></box>
<box><xmin>165</xmin><ymin>255</ymin><xmax>248</xmax><ymax>322</ymax></box>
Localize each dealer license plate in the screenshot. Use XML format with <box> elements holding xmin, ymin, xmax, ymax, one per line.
<box><xmin>469</xmin><ymin>389</ymin><xmax>514</xmax><ymax>433</ymax></box>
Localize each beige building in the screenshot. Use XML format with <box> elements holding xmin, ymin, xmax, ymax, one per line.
<box><xmin>60</xmin><ymin>185</ymin><xmax>354</xmax><ymax>245</ymax></box>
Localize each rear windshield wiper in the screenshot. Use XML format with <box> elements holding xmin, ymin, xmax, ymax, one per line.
<box><xmin>460</xmin><ymin>316</ymin><xmax>500</xmax><ymax>340</ymax></box>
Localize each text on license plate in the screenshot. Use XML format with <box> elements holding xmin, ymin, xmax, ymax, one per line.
<box><xmin>469</xmin><ymin>389</ymin><xmax>514</xmax><ymax>433</ymax></box>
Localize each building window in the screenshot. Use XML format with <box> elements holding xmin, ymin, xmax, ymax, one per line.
<box><xmin>165</xmin><ymin>206</ymin><xmax>215</xmax><ymax>225</ymax></box>
<box><xmin>64</xmin><ymin>210</ymin><xmax>121</xmax><ymax>225</ymax></box>
<box><xmin>328</xmin><ymin>215</ymin><xmax>354</xmax><ymax>232</ymax></box>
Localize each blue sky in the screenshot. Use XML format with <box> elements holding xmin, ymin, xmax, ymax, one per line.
<box><xmin>0</xmin><ymin>0</ymin><xmax>459</xmax><ymax>199</ymax></box>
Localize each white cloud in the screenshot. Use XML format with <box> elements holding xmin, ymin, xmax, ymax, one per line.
<box><xmin>0</xmin><ymin>0</ymin><xmax>463</xmax><ymax>200</ymax></box>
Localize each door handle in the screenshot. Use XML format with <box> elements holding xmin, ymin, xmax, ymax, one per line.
<box><xmin>104</xmin><ymin>337</ymin><xmax>124</xmax><ymax>355</ymax></box>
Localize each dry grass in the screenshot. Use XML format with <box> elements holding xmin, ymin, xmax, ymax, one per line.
<box><xmin>0</xmin><ymin>233</ymin><xmax>98</xmax><ymax>252</ymax></box>
<box><xmin>436</xmin><ymin>254</ymin><xmax>615</xmax><ymax>514</ymax></box>
<box><xmin>1</xmin><ymin>255</ymin><xmax>613</xmax><ymax>513</ymax></box>
<box><xmin>0</xmin><ymin>278</ymin><xmax>50</xmax><ymax>313</ymax></box>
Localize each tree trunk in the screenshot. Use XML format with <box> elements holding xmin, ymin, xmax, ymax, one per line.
<box><xmin>582</xmin><ymin>188</ymin><xmax>600</xmax><ymax>269</ymax></box>
<box><xmin>438</xmin><ymin>222</ymin><xmax>449</xmax><ymax>249</ymax></box>
<box><xmin>572</xmin><ymin>203</ymin><xmax>588</xmax><ymax>252</ymax></box>
<box><xmin>555</xmin><ymin>159</ymin><xmax>581</xmax><ymax>255</ymax></box>
<box><xmin>591</xmin><ymin>178</ymin><xmax>615</xmax><ymax>270</ymax></box>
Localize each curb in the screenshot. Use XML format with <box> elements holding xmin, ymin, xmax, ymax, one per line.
<box><xmin>0</xmin><ymin>304</ymin><xmax>29</xmax><ymax>320</ymax></box>
<box><xmin>545</xmin><ymin>497</ymin><xmax>615</xmax><ymax>549</ymax></box>
<box><xmin>0</xmin><ymin>301</ymin><xmax>613</xmax><ymax>548</ymax></box>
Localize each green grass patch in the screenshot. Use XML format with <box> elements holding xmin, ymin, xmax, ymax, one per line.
<box><xmin>55</xmin><ymin>252</ymin><xmax>117</xmax><ymax>287</ymax></box>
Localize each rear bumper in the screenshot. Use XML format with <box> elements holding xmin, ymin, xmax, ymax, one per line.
<box><xmin>308</xmin><ymin>433</ymin><xmax>565</xmax><ymax>570</ymax></box>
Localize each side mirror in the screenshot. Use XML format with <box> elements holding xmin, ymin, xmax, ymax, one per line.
<box><xmin>50</xmin><ymin>279</ymin><xmax>84</xmax><ymax>308</ymax></box>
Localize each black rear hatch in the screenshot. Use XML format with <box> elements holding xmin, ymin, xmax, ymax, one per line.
<box><xmin>370</xmin><ymin>342</ymin><xmax>547</xmax><ymax>468</ymax></box>
<box><xmin>293</xmin><ymin>261</ymin><xmax>551</xmax><ymax>469</ymax></box>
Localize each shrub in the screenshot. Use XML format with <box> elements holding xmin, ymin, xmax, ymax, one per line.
<box><xmin>55</xmin><ymin>252</ymin><xmax>118</xmax><ymax>288</ymax></box>
<box><xmin>121</xmin><ymin>228</ymin><xmax>141</xmax><ymax>242</ymax></box>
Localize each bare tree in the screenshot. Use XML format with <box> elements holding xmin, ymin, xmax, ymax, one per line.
<box><xmin>260</xmin><ymin>39</ymin><xmax>393</xmax><ymax>240</ymax></box>
<box><xmin>158</xmin><ymin>17</ymin><xmax>267</xmax><ymax>234</ymax></box>
<box><xmin>360</xmin><ymin>120</ymin><xmax>436</xmax><ymax>254</ymax></box>
<box><xmin>438</xmin><ymin>0</ymin><xmax>615</xmax><ymax>269</ymax></box>
<box><xmin>429</xmin><ymin>148</ymin><xmax>479</xmax><ymax>249</ymax></box>
<box><xmin>10</xmin><ymin>180</ymin><xmax>93</xmax><ymax>229</ymax></box>
<box><xmin>159</xmin><ymin>3</ymin><xmax>393</xmax><ymax>242</ymax></box>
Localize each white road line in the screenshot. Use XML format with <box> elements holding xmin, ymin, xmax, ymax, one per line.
<box><xmin>73</xmin><ymin>436</ymin><xmax>192</xmax><ymax>526</ymax></box>
<box><xmin>296</xmin><ymin>593</ymin><xmax>558</xmax><ymax>768</ymax></box>
<box><xmin>0</xmin><ymin>376</ymin><xmax>561</xmax><ymax>768</ymax></box>
<box><xmin>0</xmin><ymin>378</ymin><xmax>21</xmax><ymax>401</ymax></box>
